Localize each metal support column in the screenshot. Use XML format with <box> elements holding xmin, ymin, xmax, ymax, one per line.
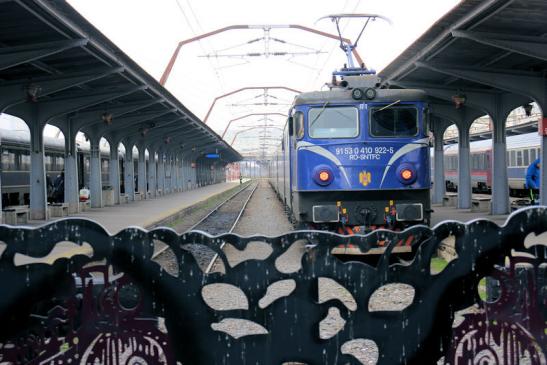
<box><xmin>148</xmin><ymin>149</ymin><xmax>157</xmax><ymax>198</ymax></box>
<box><xmin>123</xmin><ymin>143</ymin><xmax>135</xmax><ymax>202</ymax></box>
<box><xmin>457</xmin><ymin>124</ymin><xmax>472</xmax><ymax>209</ymax></box>
<box><xmin>158</xmin><ymin>153</ymin><xmax>165</xmax><ymax>195</ymax></box>
<box><xmin>179</xmin><ymin>157</ymin><xmax>184</xmax><ymax>191</ymax></box>
<box><xmin>138</xmin><ymin>146</ymin><xmax>147</xmax><ymax>199</ymax></box>
<box><xmin>491</xmin><ymin>119</ymin><xmax>510</xmax><ymax>214</ymax></box>
<box><xmin>64</xmin><ymin>127</ymin><xmax>79</xmax><ymax>214</ymax></box>
<box><xmin>109</xmin><ymin>142</ymin><xmax>120</xmax><ymax>205</ymax></box>
<box><xmin>29</xmin><ymin>121</ymin><xmax>47</xmax><ymax>220</ymax></box>
<box><xmin>433</xmin><ymin>130</ymin><xmax>445</xmax><ymax>205</ymax></box>
<box><xmin>169</xmin><ymin>155</ymin><xmax>175</xmax><ymax>193</ymax></box>
<box><xmin>165</xmin><ymin>155</ymin><xmax>171</xmax><ymax>194</ymax></box>
<box><xmin>89</xmin><ymin>137</ymin><xmax>103</xmax><ymax>208</ymax></box>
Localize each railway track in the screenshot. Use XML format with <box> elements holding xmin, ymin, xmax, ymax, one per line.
<box><xmin>152</xmin><ymin>181</ymin><xmax>259</xmax><ymax>273</ymax></box>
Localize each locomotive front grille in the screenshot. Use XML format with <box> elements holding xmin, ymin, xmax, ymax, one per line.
<box><xmin>396</xmin><ymin>203</ymin><xmax>423</xmax><ymax>222</ymax></box>
<box><xmin>312</xmin><ymin>205</ymin><xmax>340</xmax><ymax>223</ymax></box>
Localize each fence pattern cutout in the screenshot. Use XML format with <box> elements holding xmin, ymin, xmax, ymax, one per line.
<box><xmin>0</xmin><ymin>207</ymin><xmax>545</xmax><ymax>364</ymax></box>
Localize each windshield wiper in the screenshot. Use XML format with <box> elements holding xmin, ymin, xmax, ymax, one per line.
<box><xmin>373</xmin><ymin>99</ymin><xmax>401</xmax><ymax>114</ymax></box>
<box><xmin>309</xmin><ymin>101</ymin><xmax>330</xmax><ymax>128</ymax></box>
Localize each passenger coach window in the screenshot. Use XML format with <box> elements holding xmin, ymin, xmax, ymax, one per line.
<box><xmin>308</xmin><ymin>106</ymin><xmax>358</xmax><ymax>139</ymax></box>
<box><xmin>20</xmin><ymin>152</ymin><xmax>30</xmax><ymax>171</ymax></box>
<box><xmin>370</xmin><ymin>105</ymin><xmax>418</xmax><ymax>137</ymax></box>
<box><xmin>1</xmin><ymin>150</ymin><xmax>16</xmax><ymax>171</ymax></box>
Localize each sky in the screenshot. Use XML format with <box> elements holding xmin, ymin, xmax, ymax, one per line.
<box><xmin>3</xmin><ymin>0</ymin><xmax>461</xmax><ymax>155</ymax></box>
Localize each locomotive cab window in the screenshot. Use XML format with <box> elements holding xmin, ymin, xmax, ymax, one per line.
<box><xmin>308</xmin><ymin>106</ymin><xmax>358</xmax><ymax>139</ymax></box>
<box><xmin>370</xmin><ymin>105</ymin><xmax>418</xmax><ymax>137</ymax></box>
<box><xmin>294</xmin><ymin>112</ymin><xmax>304</xmax><ymax>139</ymax></box>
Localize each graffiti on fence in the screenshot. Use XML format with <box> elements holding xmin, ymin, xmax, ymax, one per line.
<box><xmin>0</xmin><ymin>207</ymin><xmax>545</xmax><ymax>364</ymax></box>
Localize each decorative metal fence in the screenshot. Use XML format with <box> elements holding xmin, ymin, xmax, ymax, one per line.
<box><xmin>0</xmin><ymin>207</ymin><xmax>545</xmax><ymax>364</ymax></box>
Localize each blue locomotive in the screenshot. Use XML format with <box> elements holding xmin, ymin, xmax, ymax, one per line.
<box><xmin>270</xmin><ymin>73</ymin><xmax>431</xmax><ymax>233</ymax></box>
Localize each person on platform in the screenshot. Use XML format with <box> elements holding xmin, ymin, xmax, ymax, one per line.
<box><xmin>525</xmin><ymin>158</ymin><xmax>540</xmax><ymax>204</ymax></box>
<box><xmin>52</xmin><ymin>171</ymin><xmax>65</xmax><ymax>203</ymax></box>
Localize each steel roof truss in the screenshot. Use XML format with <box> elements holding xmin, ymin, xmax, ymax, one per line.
<box><xmin>452</xmin><ymin>30</ymin><xmax>547</xmax><ymax>62</ymax></box>
<box><xmin>0</xmin><ymin>39</ymin><xmax>88</xmax><ymax>71</ymax></box>
<box><xmin>415</xmin><ymin>61</ymin><xmax>545</xmax><ymax>105</ymax></box>
<box><xmin>0</xmin><ymin>66</ymin><xmax>123</xmax><ymax>109</ymax></box>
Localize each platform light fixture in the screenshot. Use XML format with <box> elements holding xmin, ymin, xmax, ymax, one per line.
<box><xmin>102</xmin><ymin>112</ymin><xmax>113</xmax><ymax>125</ymax></box>
<box><xmin>452</xmin><ymin>93</ymin><xmax>467</xmax><ymax>109</ymax></box>
<box><xmin>26</xmin><ymin>84</ymin><xmax>41</xmax><ymax>102</ymax></box>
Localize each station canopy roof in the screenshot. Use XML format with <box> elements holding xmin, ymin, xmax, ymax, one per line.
<box><xmin>0</xmin><ymin>0</ymin><xmax>241</xmax><ymax>163</ymax></box>
<box><xmin>380</xmin><ymin>0</ymin><xmax>547</xmax><ymax>127</ymax></box>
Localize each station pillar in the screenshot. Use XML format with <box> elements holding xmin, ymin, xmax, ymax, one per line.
<box><xmin>64</xmin><ymin>128</ymin><xmax>79</xmax><ymax>214</ymax></box>
<box><xmin>177</xmin><ymin>156</ymin><xmax>182</xmax><ymax>191</ymax></box>
<box><xmin>432</xmin><ymin>130</ymin><xmax>445</xmax><ymax>205</ymax></box>
<box><xmin>457</xmin><ymin>124</ymin><xmax>472</xmax><ymax>209</ymax></box>
<box><xmin>109</xmin><ymin>142</ymin><xmax>121</xmax><ymax>205</ymax></box>
<box><xmin>28</xmin><ymin>120</ymin><xmax>47</xmax><ymax>220</ymax></box>
<box><xmin>177</xmin><ymin>154</ymin><xmax>182</xmax><ymax>191</ymax></box>
<box><xmin>183</xmin><ymin>160</ymin><xmax>189</xmax><ymax>190</ymax></box>
<box><xmin>168</xmin><ymin>155</ymin><xmax>174</xmax><ymax>193</ymax></box>
<box><xmin>137</xmin><ymin>145</ymin><xmax>147</xmax><ymax>199</ymax></box>
<box><xmin>158</xmin><ymin>153</ymin><xmax>165</xmax><ymax>196</ymax></box>
<box><xmin>89</xmin><ymin>137</ymin><xmax>103</xmax><ymax>208</ymax></box>
<box><xmin>491</xmin><ymin>117</ymin><xmax>510</xmax><ymax>215</ymax></box>
<box><xmin>148</xmin><ymin>149</ymin><xmax>157</xmax><ymax>199</ymax></box>
<box><xmin>165</xmin><ymin>155</ymin><xmax>171</xmax><ymax>194</ymax></box>
<box><xmin>123</xmin><ymin>142</ymin><xmax>135</xmax><ymax>202</ymax></box>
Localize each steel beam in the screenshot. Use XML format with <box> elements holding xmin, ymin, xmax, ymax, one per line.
<box><xmin>69</xmin><ymin>100</ymin><xmax>162</xmax><ymax>128</ymax></box>
<box><xmin>0</xmin><ymin>67</ymin><xmax>124</xmax><ymax>110</ymax></box>
<box><xmin>415</xmin><ymin>61</ymin><xmax>545</xmax><ymax>104</ymax></box>
<box><xmin>452</xmin><ymin>30</ymin><xmax>547</xmax><ymax>62</ymax></box>
<box><xmin>92</xmin><ymin>109</ymin><xmax>177</xmax><ymax>141</ymax></box>
<box><xmin>6</xmin><ymin>86</ymin><xmax>147</xmax><ymax>123</ymax></box>
<box><xmin>0</xmin><ymin>39</ymin><xmax>87</xmax><ymax>71</ymax></box>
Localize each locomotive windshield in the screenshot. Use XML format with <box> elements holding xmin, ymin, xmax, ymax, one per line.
<box><xmin>370</xmin><ymin>105</ymin><xmax>418</xmax><ymax>137</ymax></box>
<box><xmin>308</xmin><ymin>106</ymin><xmax>359</xmax><ymax>139</ymax></box>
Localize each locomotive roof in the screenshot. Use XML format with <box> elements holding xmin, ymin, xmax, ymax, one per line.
<box><xmin>293</xmin><ymin>88</ymin><xmax>427</xmax><ymax>106</ymax></box>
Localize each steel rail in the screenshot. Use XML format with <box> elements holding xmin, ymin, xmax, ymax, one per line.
<box><xmin>204</xmin><ymin>181</ymin><xmax>259</xmax><ymax>273</ymax></box>
<box><xmin>151</xmin><ymin>181</ymin><xmax>254</xmax><ymax>260</ymax></box>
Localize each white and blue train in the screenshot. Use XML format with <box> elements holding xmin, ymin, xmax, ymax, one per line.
<box><xmin>442</xmin><ymin>132</ymin><xmax>541</xmax><ymax>195</ymax></box>
<box><xmin>269</xmin><ymin>73</ymin><xmax>432</xmax><ymax>233</ymax></box>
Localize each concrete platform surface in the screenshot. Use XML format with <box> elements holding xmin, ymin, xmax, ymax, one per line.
<box><xmin>431</xmin><ymin>204</ymin><xmax>510</xmax><ymax>227</ymax></box>
<box><xmin>53</xmin><ymin>182</ymin><xmax>239</xmax><ymax>234</ymax></box>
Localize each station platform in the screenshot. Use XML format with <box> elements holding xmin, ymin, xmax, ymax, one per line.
<box><xmin>47</xmin><ymin>182</ymin><xmax>239</xmax><ymax>234</ymax></box>
<box><xmin>430</xmin><ymin>193</ymin><xmax>527</xmax><ymax>227</ymax></box>
<box><xmin>431</xmin><ymin>204</ymin><xmax>510</xmax><ymax>227</ymax></box>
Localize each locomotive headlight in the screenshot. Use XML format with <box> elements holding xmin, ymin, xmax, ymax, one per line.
<box><xmin>401</xmin><ymin>169</ymin><xmax>413</xmax><ymax>180</ymax></box>
<box><xmin>319</xmin><ymin>171</ymin><xmax>330</xmax><ymax>182</ymax></box>
<box><xmin>313</xmin><ymin>165</ymin><xmax>334</xmax><ymax>186</ymax></box>
<box><xmin>396</xmin><ymin>164</ymin><xmax>417</xmax><ymax>185</ymax></box>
